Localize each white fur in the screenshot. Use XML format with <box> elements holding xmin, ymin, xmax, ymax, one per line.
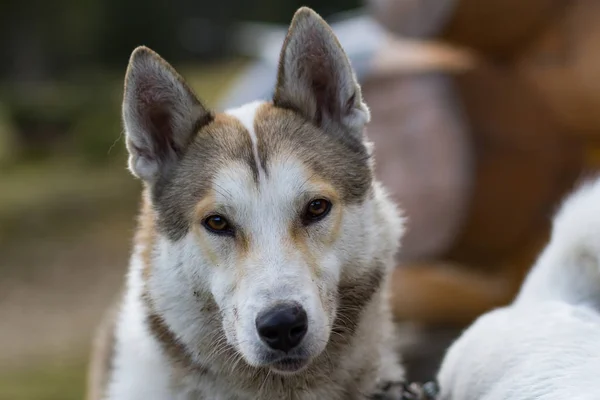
<box><xmin>437</xmin><ymin>177</ymin><xmax>600</xmax><ymax>400</ymax></box>
<box><xmin>226</xmin><ymin>100</ymin><xmax>267</xmax><ymax>177</ymax></box>
<box><xmin>106</xmin><ymin>246</ymin><xmax>173</xmax><ymax>400</ymax></box>
<box><xmin>438</xmin><ymin>302</ymin><xmax>600</xmax><ymax>400</ymax></box>
<box><xmin>103</xmin><ymin>8</ymin><xmax>405</xmax><ymax>399</ymax></box>
<box><xmin>105</xmin><ymin>101</ymin><xmax>404</xmax><ymax>399</ymax></box>
<box><xmin>516</xmin><ymin>179</ymin><xmax>600</xmax><ymax>309</ymax></box>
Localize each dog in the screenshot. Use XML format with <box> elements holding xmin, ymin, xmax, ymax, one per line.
<box><xmin>436</xmin><ymin>177</ymin><xmax>600</xmax><ymax>400</ymax></box>
<box><xmin>87</xmin><ymin>7</ymin><xmax>406</xmax><ymax>400</ymax></box>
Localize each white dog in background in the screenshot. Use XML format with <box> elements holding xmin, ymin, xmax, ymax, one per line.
<box><xmin>437</xmin><ymin>177</ymin><xmax>600</xmax><ymax>400</ymax></box>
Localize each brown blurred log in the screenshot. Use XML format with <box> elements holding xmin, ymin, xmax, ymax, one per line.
<box><xmin>517</xmin><ymin>0</ymin><xmax>600</xmax><ymax>137</ymax></box>
<box><xmin>362</xmin><ymin>41</ymin><xmax>474</xmax><ymax>262</ymax></box>
<box><xmin>369</xmin><ymin>35</ymin><xmax>475</xmax><ymax>76</ymax></box>
<box><xmin>367</xmin><ymin>0</ymin><xmax>568</xmax><ymax>59</ymax></box>
<box><xmin>367</xmin><ymin>43</ymin><xmax>584</xmax><ymax>326</ymax></box>
<box><xmin>390</xmin><ymin>261</ymin><xmax>514</xmax><ymax>326</ymax></box>
<box><xmin>361</xmin><ymin>38</ymin><xmax>584</xmax><ymax>327</ymax></box>
<box><xmin>445</xmin><ymin>61</ymin><xmax>584</xmax><ymax>267</ymax></box>
<box><xmin>390</xmin><ymin>230</ymin><xmax>549</xmax><ymax>326</ymax></box>
<box><xmin>439</xmin><ymin>0</ymin><xmax>567</xmax><ymax>59</ymax></box>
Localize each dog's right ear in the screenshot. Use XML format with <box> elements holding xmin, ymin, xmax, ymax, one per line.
<box><xmin>122</xmin><ymin>46</ymin><xmax>213</xmax><ymax>183</ymax></box>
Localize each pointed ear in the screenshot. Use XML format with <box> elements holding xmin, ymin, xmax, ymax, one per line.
<box><xmin>122</xmin><ymin>46</ymin><xmax>213</xmax><ymax>183</ymax></box>
<box><xmin>273</xmin><ymin>7</ymin><xmax>370</xmax><ymax>137</ymax></box>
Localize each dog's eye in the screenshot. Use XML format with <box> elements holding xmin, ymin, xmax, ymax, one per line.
<box><xmin>302</xmin><ymin>199</ymin><xmax>332</xmax><ymax>224</ymax></box>
<box><xmin>202</xmin><ymin>215</ymin><xmax>234</xmax><ymax>235</ymax></box>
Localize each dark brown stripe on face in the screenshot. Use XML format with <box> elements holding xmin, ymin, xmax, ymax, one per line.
<box><xmin>332</xmin><ymin>263</ymin><xmax>386</xmax><ymax>339</ymax></box>
<box><xmin>145</xmin><ymin>305</ymin><xmax>209</xmax><ymax>376</ymax></box>
<box><xmin>151</xmin><ymin>114</ymin><xmax>259</xmax><ymax>241</ymax></box>
<box><xmin>146</xmin><ymin>312</ymin><xmax>198</xmax><ymax>370</ymax></box>
<box><xmin>300</xmin><ymin>261</ymin><xmax>386</xmax><ymax>387</ymax></box>
<box><xmin>254</xmin><ymin>103</ymin><xmax>372</xmax><ymax>205</ymax></box>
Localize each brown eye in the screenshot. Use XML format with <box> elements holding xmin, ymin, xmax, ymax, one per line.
<box><xmin>302</xmin><ymin>199</ymin><xmax>332</xmax><ymax>224</ymax></box>
<box><xmin>202</xmin><ymin>215</ymin><xmax>233</xmax><ymax>235</ymax></box>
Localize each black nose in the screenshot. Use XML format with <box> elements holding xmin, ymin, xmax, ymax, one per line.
<box><xmin>255</xmin><ymin>303</ymin><xmax>308</xmax><ymax>352</ymax></box>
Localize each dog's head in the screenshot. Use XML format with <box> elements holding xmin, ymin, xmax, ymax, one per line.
<box><xmin>123</xmin><ymin>7</ymin><xmax>402</xmax><ymax>375</ymax></box>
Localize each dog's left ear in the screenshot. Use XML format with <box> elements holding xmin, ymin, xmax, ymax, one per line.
<box><xmin>274</xmin><ymin>7</ymin><xmax>370</xmax><ymax>138</ymax></box>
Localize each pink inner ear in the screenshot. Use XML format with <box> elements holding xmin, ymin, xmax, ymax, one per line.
<box><xmin>147</xmin><ymin>105</ymin><xmax>177</xmax><ymax>159</ymax></box>
<box><xmin>132</xmin><ymin>78</ymin><xmax>177</xmax><ymax>161</ymax></box>
<box><xmin>344</xmin><ymin>92</ymin><xmax>356</xmax><ymax>115</ymax></box>
<box><xmin>299</xmin><ymin>29</ymin><xmax>342</xmax><ymax>126</ymax></box>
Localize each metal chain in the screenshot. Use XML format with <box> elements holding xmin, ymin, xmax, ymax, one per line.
<box><xmin>369</xmin><ymin>380</ymin><xmax>440</xmax><ymax>400</ymax></box>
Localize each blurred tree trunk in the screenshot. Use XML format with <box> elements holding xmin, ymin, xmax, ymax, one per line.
<box><xmin>0</xmin><ymin>1</ymin><xmax>50</xmax><ymax>82</ymax></box>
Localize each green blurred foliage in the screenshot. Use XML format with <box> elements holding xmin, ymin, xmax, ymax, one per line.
<box><xmin>1</xmin><ymin>79</ymin><xmax>121</xmax><ymax>163</ymax></box>
<box><xmin>0</xmin><ymin>359</ymin><xmax>86</xmax><ymax>400</ymax></box>
<box><xmin>0</xmin><ymin>0</ymin><xmax>360</xmax><ymax>166</ymax></box>
<box><xmin>0</xmin><ymin>0</ymin><xmax>361</xmax><ymax>77</ymax></box>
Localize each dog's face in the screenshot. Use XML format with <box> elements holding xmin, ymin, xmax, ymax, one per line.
<box><xmin>122</xmin><ymin>8</ymin><xmax>399</xmax><ymax>375</ymax></box>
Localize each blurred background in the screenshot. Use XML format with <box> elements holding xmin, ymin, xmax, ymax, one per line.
<box><xmin>1</xmin><ymin>0</ymin><xmax>599</xmax><ymax>398</ymax></box>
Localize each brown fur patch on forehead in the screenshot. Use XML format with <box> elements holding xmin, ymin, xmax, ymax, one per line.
<box><xmin>151</xmin><ymin>114</ymin><xmax>258</xmax><ymax>241</ymax></box>
<box><xmin>254</xmin><ymin>103</ymin><xmax>372</xmax><ymax>204</ymax></box>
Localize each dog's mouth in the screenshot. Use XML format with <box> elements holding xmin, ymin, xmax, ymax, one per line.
<box><xmin>269</xmin><ymin>356</ymin><xmax>310</xmax><ymax>374</ymax></box>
